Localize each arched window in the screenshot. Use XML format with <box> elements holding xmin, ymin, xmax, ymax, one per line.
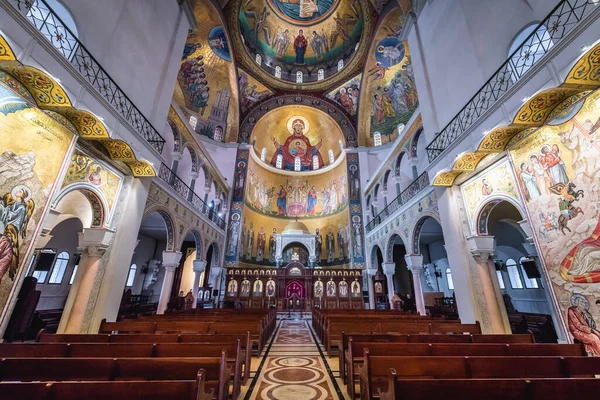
<box><xmin>213</xmin><ymin>126</ymin><xmax>223</xmax><ymax>142</ymax></box>
<box><xmin>255</xmin><ymin>53</ymin><xmax>262</xmax><ymax>65</ymax></box>
<box><xmin>337</xmin><ymin>59</ymin><xmax>344</xmax><ymax>71</ymax></box>
<box><xmin>31</xmin><ymin>0</ymin><xmax>79</xmax><ymax>60</ymax></box>
<box><xmin>496</xmin><ymin>270</ymin><xmax>506</xmax><ymax>289</ymax></box>
<box><xmin>328</xmin><ymin>149</ymin><xmax>334</xmax><ymax>164</ymax></box>
<box><xmin>48</xmin><ymin>251</ymin><xmax>70</xmax><ymax>284</ymax></box>
<box><xmin>374</xmin><ymin>132</ymin><xmax>382</xmax><ymax>146</ymax></box>
<box><xmin>260</xmin><ymin>147</ymin><xmax>267</xmax><ymax>161</ymax></box>
<box><xmin>506</xmin><ymin>258</ymin><xmax>523</xmax><ymax>289</ymax></box>
<box><xmin>519</xmin><ymin>257</ymin><xmax>539</xmax><ymax>288</ymax></box>
<box><xmin>294</xmin><ymin>156</ymin><xmax>301</xmax><ymax>171</ymax></box>
<box><xmin>446</xmin><ymin>267</ymin><xmax>454</xmax><ymax>290</ymax></box>
<box><xmin>189</xmin><ymin>115</ymin><xmax>198</xmax><ymax>130</ymax></box>
<box><xmin>318</xmin><ymin>69</ymin><xmax>324</xmax><ymax>81</ymax></box>
<box><xmin>312</xmin><ymin>155</ymin><xmax>319</xmax><ymax>170</ymax></box>
<box><xmin>126</xmin><ymin>264</ymin><xmax>137</xmax><ymax>287</ymax></box>
<box><xmin>296</xmin><ymin>71</ymin><xmax>303</xmax><ymax>83</ymax></box>
<box><xmin>276</xmin><ymin>154</ymin><xmax>283</xmax><ymax>169</ymax></box>
<box><xmin>275</xmin><ymin>66</ymin><xmax>282</xmax><ymax>79</ymax></box>
<box><xmin>508</xmin><ymin>23</ymin><xmax>553</xmax><ymax>81</ymax></box>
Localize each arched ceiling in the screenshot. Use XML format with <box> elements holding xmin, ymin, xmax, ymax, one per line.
<box><xmin>226</xmin><ymin>0</ymin><xmax>374</xmax><ymax>91</ymax></box>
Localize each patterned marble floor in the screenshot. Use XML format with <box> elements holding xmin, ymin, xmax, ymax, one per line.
<box><xmin>240</xmin><ymin>315</ymin><xmax>348</xmax><ymax>400</ymax></box>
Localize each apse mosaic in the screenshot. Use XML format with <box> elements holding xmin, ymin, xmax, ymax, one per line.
<box><xmin>358</xmin><ymin>6</ymin><xmax>417</xmax><ymax>146</ymax></box>
<box><xmin>504</xmin><ymin>89</ymin><xmax>600</xmax><ymax>355</ymax></box>
<box><xmin>238</xmin><ymin>69</ymin><xmax>274</xmax><ymax>114</ymax></box>
<box><xmin>250</xmin><ymin>105</ymin><xmax>345</xmax><ymax>171</ymax></box>
<box><xmin>61</xmin><ymin>150</ymin><xmax>123</xmax><ymax>220</ymax></box>
<box><xmin>460</xmin><ymin>160</ymin><xmax>519</xmax><ymax>231</ymax></box>
<box><xmin>0</xmin><ymin>82</ymin><xmax>75</xmax><ymax>327</ymax></box>
<box><xmin>245</xmin><ymin>151</ymin><xmax>348</xmax><ymax>219</ymax></box>
<box><xmin>324</xmin><ymin>73</ymin><xmax>361</xmax><ymax>118</ymax></box>
<box><xmin>238</xmin><ymin>0</ymin><xmax>363</xmax><ymax>67</ymax></box>
<box><xmin>173</xmin><ymin>1</ymin><xmax>238</xmax><ymax>142</ymax></box>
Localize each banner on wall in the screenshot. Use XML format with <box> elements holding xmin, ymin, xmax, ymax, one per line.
<box><xmin>225</xmin><ymin>149</ymin><xmax>250</xmax><ymax>267</ymax></box>
<box><xmin>346</xmin><ymin>153</ymin><xmax>365</xmax><ymax>267</ymax></box>
<box><xmin>0</xmin><ymin>84</ymin><xmax>76</xmax><ymax>331</ymax></box>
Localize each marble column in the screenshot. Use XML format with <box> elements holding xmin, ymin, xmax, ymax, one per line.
<box><xmin>170</xmin><ymin>152</ymin><xmax>182</xmax><ymax>177</ymax></box>
<box><xmin>405</xmin><ymin>254</ymin><xmax>426</xmax><ymax>315</ymax></box>
<box><xmin>366</xmin><ymin>268</ymin><xmax>377</xmax><ymax>309</ymax></box>
<box><xmin>466</xmin><ymin>235</ymin><xmax>511</xmax><ymax>334</ymax></box>
<box><xmin>188</xmin><ymin>171</ymin><xmax>199</xmax><ymax>201</ymax></box>
<box><xmin>60</xmin><ymin>228</ymin><xmax>114</xmax><ymax>334</ymax></box>
<box><xmin>381</xmin><ymin>262</ymin><xmax>395</xmax><ymax>308</ymax></box>
<box><xmin>157</xmin><ymin>251</ymin><xmax>183</xmax><ymax>314</ymax></box>
<box><xmin>192</xmin><ymin>259</ymin><xmax>207</xmax><ymax>308</ymax></box>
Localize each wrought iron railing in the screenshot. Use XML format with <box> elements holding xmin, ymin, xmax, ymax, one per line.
<box><xmin>366</xmin><ymin>171</ymin><xmax>429</xmax><ymax>232</ymax></box>
<box><xmin>8</xmin><ymin>0</ymin><xmax>166</xmax><ymax>153</ymax></box>
<box><xmin>158</xmin><ymin>163</ymin><xmax>226</xmax><ymax>230</ymax></box>
<box><xmin>425</xmin><ymin>0</ymin><xmax>598</xmax><ymax>162</ymax></box>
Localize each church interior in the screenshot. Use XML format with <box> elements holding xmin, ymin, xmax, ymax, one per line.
<box><xmin>0</xmin><ymin>0</ymin><xmax>599</xmax><ymax>398</ymax></box>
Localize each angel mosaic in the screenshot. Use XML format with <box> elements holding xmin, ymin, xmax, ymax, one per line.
<box><xmin>0</xmin><ymin>186</ymin><xmax>35</xmax><ymax>282</ymax></box>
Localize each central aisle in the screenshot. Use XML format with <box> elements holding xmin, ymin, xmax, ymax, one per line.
<box><xmin>243</xmin><ymin>315</ymin><xmax>347</xmax><ymax>400</ymax></box>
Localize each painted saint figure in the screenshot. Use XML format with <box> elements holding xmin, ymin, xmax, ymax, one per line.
<box><xmin>227</xmin><ymin>280</ymin><xmax>238</xmax><ymax>296</ymax></box>
<box><xmin>315</xmin><ymin>228</ymin><xmax>322</xmax><ymax>262</ymax></box>
<box><xmin>519</xmin><ymin>162</ymin><xmax>540</xmax><ymax>200</ymax></box>
<box><xmin>277</xmin><ymin>185</ymin><xmax>287</xmax><ymax>215</ymax></box>
<box><xmin>266</xmin><ymin>279</ymin><xmax>275</xmax><ymax>297</ymax></box>
<box><xmin>246</xmin><ymin>222</ymin><xmax>254</xmax><ymax>259</ymax></box>
<box><xmin>269</xmin><ymin>228</ymin><xmax>277</xmax><ymax>263</ymax></box>
<box><xmin>240</xmin><ymin>279</ymin><xmax>251</xmax><ymax>297</ymax></box>
<box><xmin>568</xmin><ymin>294</ymin><xmax>600</xmax><ymax>356</ymax></box>
<box><xmin>307</xmin><ymin>186</ymin><xmax>318</xmax><ymax>214</ymax></box>
<box><xmin>326</xmin><ymin>280</ymin><xmax>336</xmax><ymax>297</ymax></box>
<box><xmin>88</xmin><ymin>166</ymin><xmax>102</xmax><ymax>186</ymax></box>
<box><xmin>314</xmin><ymin>280</ymin><xmax>323</xmax><ymax>297</ymax></box>
<box><xmin>541</xmin><ymin>144</ymin><xmax>569</xmax><ymax>185</ymax></box>
<box><xmin>272</xmin><ymin>28</ymin><xmax>291</xmax><ymax>58</ymax></box>
<box><xmin>253</xmin><ymin>280</ymin><xmax>263</xmax><ymax>297</ymax></box>
<box><xmin>294</xmin><ymin>29</ymin><xmax>307</xmax><ymax>64</ymax></box>
<box><xmin>337</xmin><ymin>225</ymin><xmax>345</xmax><ymax>261</ymax></box>
<box><xmin>351</xmin><ymin>280</ymin><xmax>361</xmax><ymax>297</ymax></box>
<box><xmin>256</xmin><ymin>227</ymin><xmax>266</xmax><ymax>262</ymax></box>
<box><xmin>271</xmin><ymin>118</ymin><xmax>323</xmax><ymax>171</ymax></box>
<box><xmin>326</xmin><ymin>229</ymin><xmax>335</xmax><ymax>263</ymax></box>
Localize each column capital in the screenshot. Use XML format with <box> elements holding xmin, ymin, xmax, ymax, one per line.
<box><xmin>171</xmin><ymin>151</ymin><xmax>182</xmax><ymax>161</ymax></box>
<box><xmin>473</xmin><ymin>252</ymin><xmax>493</xmax><ymax>264</ymax></box>
<box><xmin>517</xmin><ymin>219</ymin><xmax>534</xmax><ymax>244</ymax></box>
<box><xmin>162</xmin><ymin>250</ymin><xmax>183</xmax><ymax>269</ymax></box>
<box><xmin>408</xmin><ymin>157</ymin><xmax>419</xmax><ymax>167</ymax></box>
<box><xmin>366</xmin><ymin>268</ymin><xmax>378</xmax><ymax>276</ymax></box>
<box><xmin>193</xmin><ymin>259</ymin><xmax>207</xmax><ymax>273</ymax></box>
<box><xmin>77</xmin><ymin>228</ymin><xmax>114</xmax><ymax>256</ymax></box>
<box><xmin>404</xmin><ymin>254</ymin><xmax>424</xmax><ymax>271</ymax></box>
<box><xmin>466</xmin><ymin>235</ymin><xmax>495</xmax><ymax>258</ymax></box>
<box><xmin>41</xmin><ymin>208</ymin><xmax>61</xmax><ymax>236</ymax></box>
<box><xmin>381</xmin><ymin>262</ymin><xmax>395</xmax><ymax>276</ymax></box>
<box><xmin>190</xmin><ymin>171</ymin><xmax>200</xmax><ymax>180</ymax></box>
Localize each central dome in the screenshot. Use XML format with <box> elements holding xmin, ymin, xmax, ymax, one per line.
<box><xmin>282</xmin><ymin>220</ymin><xmax>310</xmax><ymax>234</ymax></box>
<box><xmin>227</xmin><ymin>0</ymin><xmax>373</xmax><ymax>91</ymax></box>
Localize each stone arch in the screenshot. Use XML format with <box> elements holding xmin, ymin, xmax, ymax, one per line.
<box><xmin>382</xmin><ymin>170</ymin><xmax>391</xmax><ymax>193</ymax></box>
<box><xmin>411</xmin><ymin>213</ymin><xmax>442</xmax><ymax>254</ymax></box>
<box><xmin>53</xmin><ymin>184</ymin><xmax>108</xmax><ymax>228</ymax></box>
<box><xmin>475</xmin><ymin>196</ymin><xmax>526</xmax><ymax>236</ymax></box>
<box><xmin>167</xmin><ymin>119</ymin><xmax>181</xmax><ymax>153</ymax></box>
<box><xmin>410</xmin><ymin>127</ymin><xmax>423</xmax><ymax>158</ymax></box>
<box><xmin>142</xmin><ymin>206</ymin><xmax>177</xmax><ymax>252</ymax></box>
<box><xmin>207</xmin><ymin>241</ymin><xmax>220</xmax><ymax>265</ymax></box>
<box><xmin>369</xmin><ymin>244</ymin><xmax>383</xmax><ymax>270</ymax></box>
<box><xmin>182</xmin><ymin>227</ymin><xmax>203</xmax><ymax>259</ymax></box>
<box><xmin>394</xmin><ymin>151</ymin><xmax>407</xmax><ymax>177</ymax></box>
<box><xmin>384</xmin><ymin>232</ymin><xmax>405</xmax><ymax>263</ymax></box>
<box><xmin>182</xmin><ymin>143</ymin><xmax>198</xmax><ymax>173</ymax></box>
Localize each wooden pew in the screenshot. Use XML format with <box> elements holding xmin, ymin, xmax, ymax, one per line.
<box><xmin>0</xmin><ymin>355</ymin><xmax>232</xmax><ymax>400</ymax></box>
<box><xmin>379</xmin><ymin>376</ymin><xmax>600</xmax><ymax>400</ymax></box>
<box><xmin>359</xmin><ymin>354</ymin><xmax>600</xmax><ymax>400</ymax></box>
<box><xmin>36</xmin><ymin>331</ymin><xmax>252</xmax><ymax>384</ymax></box>
<box><xmin>0</xmin><ymin>372</ymin><xmax>213</xmax><ymax>400</ymax></box>
<box><xmin>344</xmin><ymin>342</ymin><xmax>585</xmax><ymax>398</ymax></box>
<box><xmin>0</xmin><ymin>342</ymin><xmax>243</xmax><ymax>399</ymax></box>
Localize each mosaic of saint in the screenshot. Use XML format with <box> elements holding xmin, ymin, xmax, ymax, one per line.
<box><xmin>325</xmin><ymin>73</ymin><xmax>361</xmax><ymax>118</ymax></box>
<box><xmin>238</xmin><ymin>70</ymin><xmax>273</xmax><ymax>114</ymax></box>
<box><xmin>505</xmin><ymin>89</ymin><xmax>600</xmax><ymax>355</ymax></box>
<box><xmin>239</xmin><ymin>0</ymin><xmax>363</xmax><ymax>67</ymax></box>
<box><xmin>359</xmin><ymin>6</ymin><xmax>418</xmax><ymax>146</ymax></box>
<box><xmin>251</xmin><ymin>105</ymin><xmax>345</xmax><ymax>171</ymax></box>
<box><xmin>0</xmin><ymin>83</ymin><xmax>74</xmax><ymax>324</ymax></box>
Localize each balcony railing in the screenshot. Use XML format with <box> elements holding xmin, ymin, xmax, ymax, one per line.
<box><xmin>425</xmin><ymin>0</ymin><xmax>598</xmax><ymax>162</ymax></box>
<box><xmin>8</xmin><ymin>0</ymin><xmax>166</xmax><ymax>153</ymax></box>
<box><xmin>366</xmin><ymin>171</ymin><xmax>429</xmax><ymax>233</ymax></box>
<box><xmin>158</xmin><ymin>163</ymin><xmax>226</xmax><ymax>230</ymax></box>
